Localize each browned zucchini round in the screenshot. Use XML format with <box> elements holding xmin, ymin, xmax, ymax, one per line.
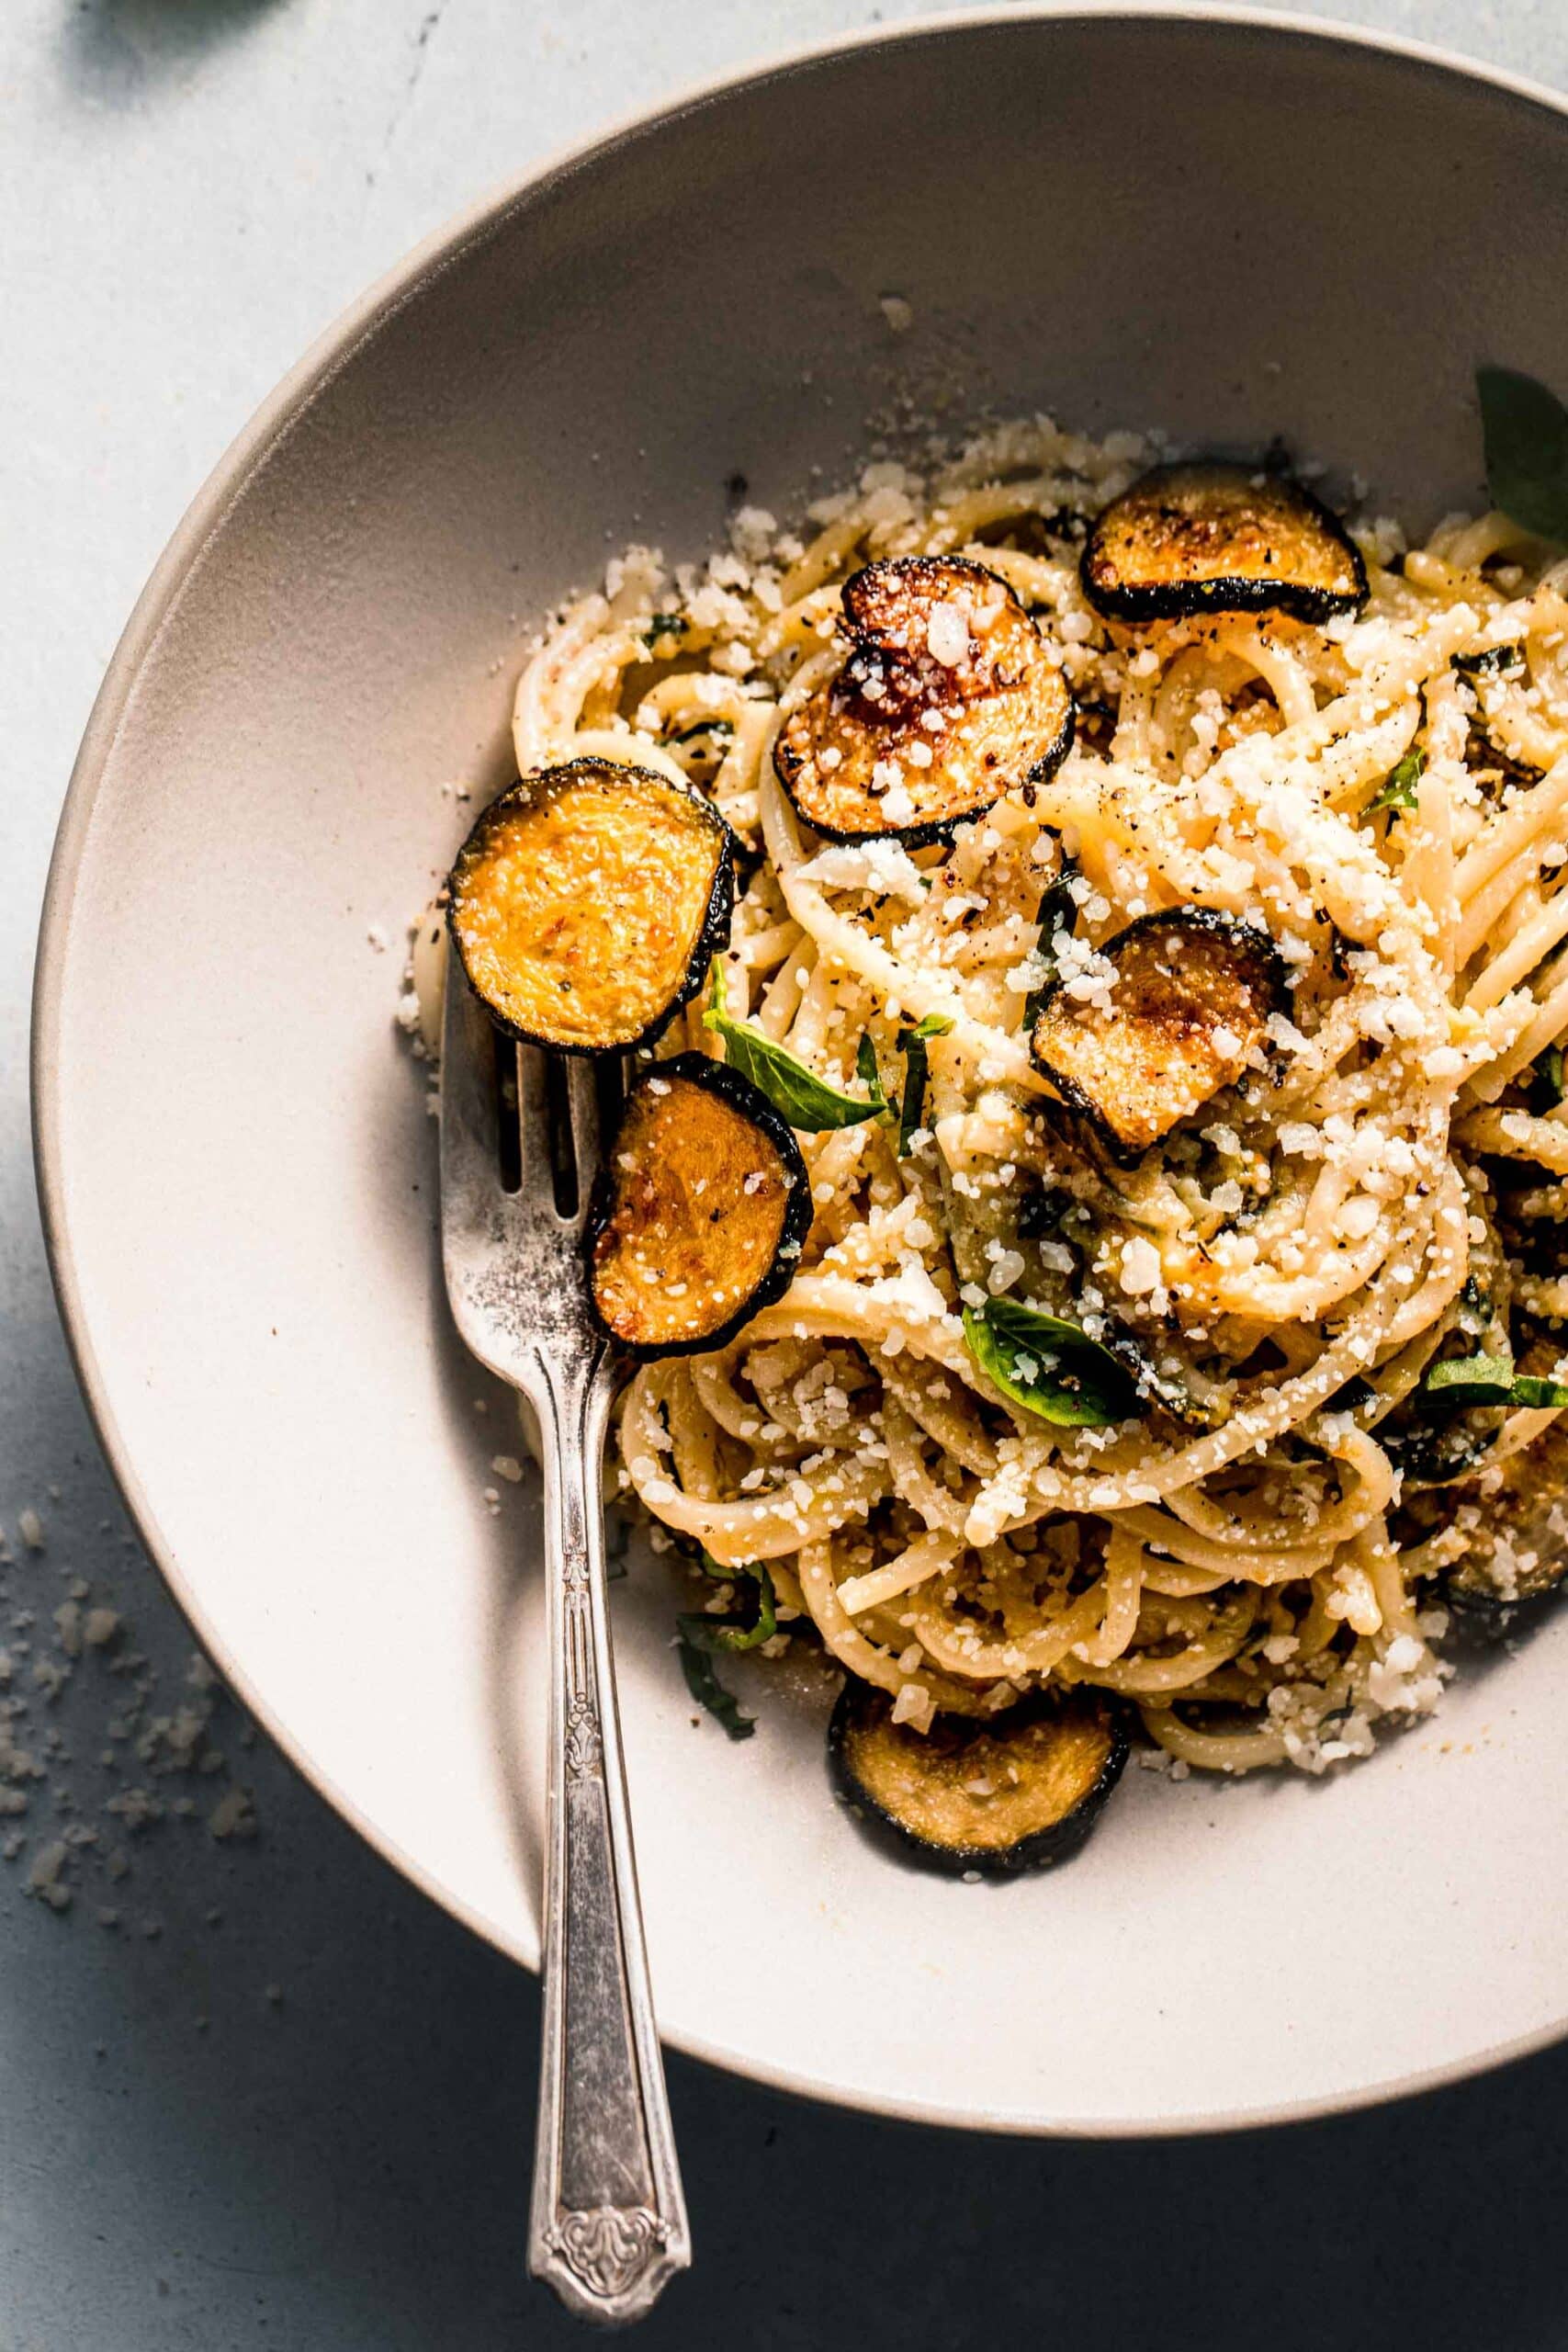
<box><xmin>774</xmin><ymin>556</ymin><xmax>1073</xmax><ymax>845</ymax></box>
<box><xmin>1030</xmin><ymin>907</ymin><xmax>1287</xmax><ymax>1164</ymax></box>
<box><xmin>827</xmin><ymin>1682</ymin><xmax>1128</xmax><ymax>1877</ymax></box>
<box><xmin>1081</xmin><ymin>461</ymin><xmax>1368</xmax><ymax>624</ymax></box>
<box><xmin>1442</xmin><ymin>1409</ymin><xmax>1568</xmax><ymax>1623</ymax></box>
<box><xmin>446</xmin><ymin>759</ymin><xmax>734</xmax><ymax>1054</ymax></box>
<box><xmin>588</xmin><ymin>1054</ymin><xmax>810</xmax><ymax>1357</ymax></box>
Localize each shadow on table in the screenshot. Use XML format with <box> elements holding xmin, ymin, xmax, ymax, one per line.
<box><xmin>61</xmin><ymin>1772</ymin><xmax>1568</xmax><ymax>2352</ymax></box>
<box><xmin>60</xmin><ymin>0</ymin><xmax>290</xmax><ymax>102</ymax></box>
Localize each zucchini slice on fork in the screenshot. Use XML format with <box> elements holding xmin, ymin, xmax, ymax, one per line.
<box><xmin>1030</xmin><ymin>907</ymin><xmax>1287</xmax><ymax>1163</ymax></box>
<box><xmin>588</xmin><ymin>1055</ymin><xmax>810</xmax><ymax>1357</ymax></box>
<box><xmin>1081</xmin><ymin>461</ymin><xmax>1367</xmax><ymax>624</ymax></box>
<box><xmin>446</xmin><ymin>757</ymin><xmax>734</xmax><ymax>1053</ymax></box>
<box><xmin>775</xmin><ymin>555</ymin><xmax>1073</xmax><ymax>845</ymax></box>
<box><xmin>828</xmin><ymin>1683</ymin><xmax>1129</xmax><ymax>1877</ymax></box>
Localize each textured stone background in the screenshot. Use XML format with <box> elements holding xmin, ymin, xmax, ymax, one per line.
<box><xmin>5</xmin><ymin>4</ymin><xmax>1566</xmax><ymax>2345</ymax></box>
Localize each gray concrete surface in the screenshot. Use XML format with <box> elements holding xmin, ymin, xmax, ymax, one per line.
<box><xmin>6</xmin><ymin>2</ymin><xmax>1568</xmax><ymax>2345</ymax></box>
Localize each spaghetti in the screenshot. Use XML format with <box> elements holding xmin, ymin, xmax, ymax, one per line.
<box><xmin>503</xmin><ymin>418</ymin><xmax>1568</xmax><ymax>1778</ymax></box>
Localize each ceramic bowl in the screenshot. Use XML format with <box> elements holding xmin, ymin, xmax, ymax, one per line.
<box><xmin>34</xmin><ymin>7</ymin><xmax>1568</xmax><ymax>2132</ymax></box>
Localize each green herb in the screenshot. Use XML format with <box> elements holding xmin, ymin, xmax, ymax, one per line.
<box><xmin>677</xmin><ymin>1559</ymin><xmax>777</xmax><ymax>1654</ymax></box>
<box><xmin>1529</xmin><ymin>1045</ymin><xmax>1567</xmax><ymax>1114</ymax></box>
<box><xmin>961</xmin><ymin>1295</ymin><xmax>1143</xmax><ymax>1428</ymax></box>
<box><xmin>1024</xmin><ymin>854</ymin><xmax>1079</xmax><ymax>1027</ymax></box>
<box><xmin>1453</xmin><ymin>644</ymin><xmax>1526</xmax><ymax>680</ymax></box>
<box><xmin>1416</xmin><ymin>1347</ymin><xmax>1568</xmax><ymax>1414</ymax></box>
<box><xmin>894</xmin><ymin>1013</ymin><xmax>953</xmax><ymax>1157</ymax></box>
<box><xmin>705</xmin><ymin>961</ymin><xmax>886</xmax><ymax>1130</ymax></box>
<box><xmin>667</xmin><ymin>715</ymin><xmax>733</xmax><ymax>742</ymax></box>
<box><xmin>1369</xmin><ymin>747</ymin><xmax>1426</xmax><ymax>814</ymax></box>
<box><xmin>1418</xmin><ymin>1351</ymin><xmax>1517</xmax><ymax>1410</ymax></box>
<box><xmin>643</xmin><ymin>611</ymin><xmax>689</xmax><ymax>650</ymax></box>
<box><xmin>675</xmin><ymin>1632</ymin><xmax>756</xmax><ymax>1738</ymax></box>
<box><xmin>1477</xmin><ymin>366</ymin><xmax>1568</xmax><ymax>544</ymax></box>
<box><xmin>856</xmin><ymin>1030</ymin><xmax>893</xmax><ymax>1121</ymax></box>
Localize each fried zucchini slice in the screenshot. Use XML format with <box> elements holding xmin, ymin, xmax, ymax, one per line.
<box><xmin>774</xmin><ymin>556</ymin><xmax>1073</xmax><ymax>845</ymax></box>
<box><xmin>1030</xmin><ymin>908</ymin><xmax>1286</xmax><ymax>1164</ymax></box>
<box><xmin>1442</xmin><ymin>1393</ymin><xmax>1568</xmax><ymax>1622</ymax></box>
<box><xmin>588</xmin><ymin>1055</ymin><xmax>809</xmax><ymax>1357</ymax></box>
<box><xmin>828</xmin><ymin>1683</ymin><xmax>1127</xmax><ymax>1877</ymax></box>
<box><xmin>1081</xmin><ymin>461</ymin><xmax>1368</xmax><ymax>623</ymax></box>
<box><xmin>446</xmin><ymin>759</ymin><xmax>733</xmax><ymax>1053</ymax></box>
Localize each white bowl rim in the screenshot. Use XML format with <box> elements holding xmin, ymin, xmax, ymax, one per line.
<box><xmin>31</xmin><ymin>2</ymin><xmax>1568</xmax><ymax>2137</ymax></box>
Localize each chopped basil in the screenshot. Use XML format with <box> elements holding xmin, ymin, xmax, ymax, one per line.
<box><xmin>1419</xmin><ymin>1351</ymin><xmax>1517</xmax><ymax>1410</ymax></box>
<box><xmin>856</xmin><ymin>1030</ymin><xmax>892</xmax><ymax>1122</ymax></box>
<box><xmin>643</xmin><ymin>611</ymin><xmax>689</xmax><ymax>650</ymax></box>
<box><xmin>895</xmin><ymin>1013</ymin><xmax>953</xmax><ymax>1157</ymax></box>
<box><xmin>1369</xmin><ymin>746</ymin><xmax>1426</xmax><ymax>814</ymax></box>
<box><xmin>1477</xmin><ymin>366</ymin><xmax>1568</xmax><ymax>544</ymax></box>
<box><xmin>1453</xmin><ymin>644</ymin><xmax>1526</xmax><ymax>680</ymax></box>
<box><xmin>678</xmin><ymin>1557</ymin><xmax>778</xmax><ymax>1653</ymax></box>
<box><xmin>1417</xmin><ymin>1348</ymin><xmax>1568</xmax><ymax>1414</ymax></box>
<box><xmin>961</xmin><ymin>1295</ymin><xmax>1143</xmax><ymax>1428</ymax></box>
<box><xmin>705</xmin><ymin>960</ymin><xmax>886</xmax><ymax>1130</ymax></box>
<box><xmin>676</xmin><ymin>1631</ymin><xmax>756</xmax><ymax>1738</ymax></box>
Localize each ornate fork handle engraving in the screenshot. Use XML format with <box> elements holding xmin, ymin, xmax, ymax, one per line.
<box><xmin>544</xmin><ymin>2205</ymin><xmax>669</xmax><ymax>2301</ymax></box>
<box><xmin>526</xmin><ymin>1357</ymin><xmax>689</xmax><ymax>2324</ymax></box>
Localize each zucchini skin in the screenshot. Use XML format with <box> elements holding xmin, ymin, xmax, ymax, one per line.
<box><xmin>774</xmin><ymin>556</ymin><xmax>1074</xmax><ymax>848</ymax></box>
<box><xmin>1030</xmin><ymin>905</ymin><xmax>1289</xmax><ymax>1167</ymax></box>
<box><xmin>586</xmin><ymin>1052</ymin><xmax>811</xmax><ymax>1360</ymax></box>
<box><xmin>1080</xmin><ymin>461</ymin><xmax>1368</xmax><ymax>625</ymax></box>
<box><xmin>446</xmin><ymin>759</ymin><xmax>736</xmax><ymax>1057</ymax></box>
<box><xmin>826</xmin><ymin>1682</ymin><xmax>1129</xmax><ymax>1879</ymax></box>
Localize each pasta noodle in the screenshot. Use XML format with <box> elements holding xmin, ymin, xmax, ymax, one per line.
<box><xmin>506</xmin><ymin>418</ymin><xmax>1568</xmax><ymax>1777</ymax></box>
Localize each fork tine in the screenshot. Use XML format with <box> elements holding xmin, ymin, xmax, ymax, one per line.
<box><xmin>439</xmin><ymin>956</ymin><xmax>503</xmax><ymax>1217</ymax></box>
<box><xmin>565</xmin><ymin>1057</ymin><xmax>602</xmax><ymax>1208</ymax></box>
<box><xmin>516</xmin><ymin>1045</ymin><xmax>554</xmax><ymax>1210</ymax></box>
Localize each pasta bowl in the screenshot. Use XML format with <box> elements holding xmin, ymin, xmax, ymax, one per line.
<box><xmin>33</xmin><ymin>7</ymin><xmax>1568</xmax><ymax>2133</ymax></box>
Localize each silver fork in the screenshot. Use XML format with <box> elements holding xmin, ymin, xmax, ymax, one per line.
<box><xmin>440</xmin><ymin>967</ymin><xmax>690</xmax><ymax>2326</ymax></box>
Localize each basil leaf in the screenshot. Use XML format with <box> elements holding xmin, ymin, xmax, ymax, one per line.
<box><xmin>1418</xmin><ymin>1351</ymin><xmax>1517</xmax><ymax>1411</ymax></box>
<box><xmin>856</xmin><ymin>1030</ymin><xmax>894</xmax><ymax>1124</ymax></box>
<box><xmin>1511</xmin><ymin>1374</ymin><xmax>1568</xmax><ymax>1410</ymax></box>
<box><xmin>895</xmin><ymin>1013</ymin><xmax>953</xmax><ymax>1157</ymax></box>
<box><xmin>705</xmin><ymin>961</ymin><xmax>886</xmax><ymax>1130</ymax></box>
<box><xmin>1024</xmin><ymin>854</ymin><xmax>1079</xmax><ymax>1027</ymax></box>
<box><xmin>1453</xmin><ymin>644</ymin><xmax>1525</xmax><ymax>680</ymax></box>
<box><xmin>1478</xmin><ymin>366</ymin><xmax>1568</xmax><ymax>543</ymax></box>
<box><xmin>1370</xmin><ymin>747</ymin><xmax>1426</xmax><ymax>814</ymax></box>
<box><xmin>678</xmin><ymin>1562</ymin><xmax>777</xmax><ymax>1654</ymax></box>
<box><xmin>675</xmin><ymin>1631</ymin><xmax>756</xmax><ymax>1738</ymax></box>
<box><xmin>962</xmin><ymin>1295</ymin><xmax>1142</xmax><ymax>1428</ymax></box>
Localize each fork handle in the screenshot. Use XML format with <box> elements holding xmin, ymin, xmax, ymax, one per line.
<box><xmin>526</xmin><ymin>1359</ymin><xmax>691</xmax><ymax>2325</ymax></box>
